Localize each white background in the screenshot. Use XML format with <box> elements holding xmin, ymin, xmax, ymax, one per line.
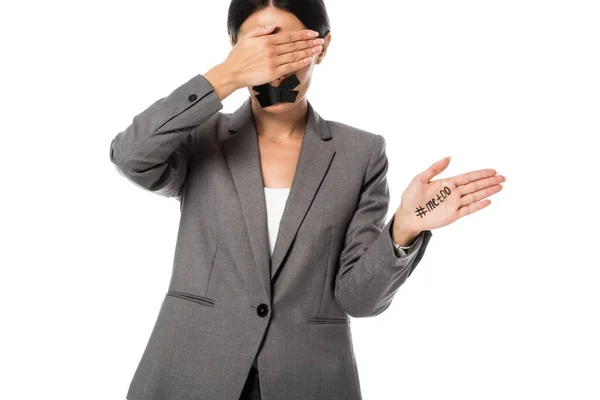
<box><xmin>2</xmin><ymin>0</ymin><xmax>599</xmax><ymax>399</ymax></box>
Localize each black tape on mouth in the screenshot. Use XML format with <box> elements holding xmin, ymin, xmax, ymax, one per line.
<box><xmin>252</xmin><ymin>74</ymin><xmax>301</xmax><ymax>108</ymax></box>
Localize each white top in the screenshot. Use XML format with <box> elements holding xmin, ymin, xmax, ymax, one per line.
<box><xmin>264</xmin><ymin>187</ymin><xmax>291</xmax><ymax>257</ymax></box>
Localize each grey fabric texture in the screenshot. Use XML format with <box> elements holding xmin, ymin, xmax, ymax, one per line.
<box><xmin>109</xmin><ymin>73</ymin><xmax>433</xmax><ymax>400</ymax></box>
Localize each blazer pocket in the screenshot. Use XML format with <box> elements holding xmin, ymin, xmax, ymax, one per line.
<box><xmin>308</xmin><ymin>317</ymin><xmax>350</xmax><ymax>325</ymax></box>
<box><xmin>166</xmin><ymin>290</ymin><xmax>215</xmax><ymax>307</ymax></box>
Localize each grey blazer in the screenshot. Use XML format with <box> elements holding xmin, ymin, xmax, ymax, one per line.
<box><xmin>109</xmin><ymin>73</ymin><xmax>433</xmax><ymax>400</ymax></box>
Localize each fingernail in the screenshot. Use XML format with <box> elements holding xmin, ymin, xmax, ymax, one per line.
<box><xmin>308</xmin><ymin>31</ymin><xmax>319</xmax><ymax>37</ymax></box>
<box><xmin>265</xmin><ymin>25</ymin><xmax>275</xmax><ymax>29</ymax></box>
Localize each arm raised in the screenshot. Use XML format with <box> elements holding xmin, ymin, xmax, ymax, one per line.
<box><xmin>109</xmin><ymin>72</ymin><xmax>225</xmax><ymax>199</ymax></box>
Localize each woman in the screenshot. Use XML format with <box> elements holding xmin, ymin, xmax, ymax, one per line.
<box><xmin>109</xmin><ymin>1</ymin><xmax>506</xmax><ymax>399</ymax></box>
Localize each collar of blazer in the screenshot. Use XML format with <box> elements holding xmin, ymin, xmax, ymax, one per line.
<box><xmin>223</xmin><ymin>97</ymin><xmax>335</xmax><ymax>302</ymax></box>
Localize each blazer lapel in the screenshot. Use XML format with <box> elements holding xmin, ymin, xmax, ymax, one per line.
<box><xmin>223</xmin><ymin>98</ymin><xmax>335</xmax><ymax>302</ymax></box>
<box><xmin>268</xmin><ymin>104</ymin><xmax>335</xmax><ymax>281</ymax></box>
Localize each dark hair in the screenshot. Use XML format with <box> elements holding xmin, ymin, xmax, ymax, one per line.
<box><xmin>227</xmin><ymin>0</ymin><xmax>331</xmax><ymax>45</ymax></box>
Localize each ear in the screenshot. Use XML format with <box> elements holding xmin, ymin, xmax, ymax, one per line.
<box><xmin>315</xmin><ymin>32</ymin><xmax>331</xmax><ymax>65</ymax></box>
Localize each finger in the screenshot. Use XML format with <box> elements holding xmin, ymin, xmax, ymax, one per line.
<box><xmin>416</xmin><ymin>156</ymin><xmax>451</xmax><ymax>183</ymax></box>
<box><xmin>458</xmin><ymin>174</ymin><xmax>506</xmax><ymax>197</ymax></box>
<box><xmin>460</xmin><ymin>183</ymin><xmax>503</xmax><ymax>207</ymax></box>
<box><xmin>274</xmin><ymin>45</ymin><xmax>322</xmax><ymax>68</ymax></box>
<box><xmin>452</xmin><ymin>169</ymin><xmax>497</xmax><ymax>187</ymax></box>
<box><xmin>457</xmin><ymin>199</ymin><xmax>492</xmax><ymax>219</ymax></box>
<box><xmin>267</xmin><ymin>29</ymin><xmax>320</xmax><ymax>45</ymax></box>
<box><xmin>241</xmin><ymin>25</ymin><xmax>278</xmax><ymax>40</ymax></box>
<box><xmin>274</xmin><ymin>38</ymin><xmax>324</xmax><ymax>56</ymax></box>
<box><xmin>274</xmin><ymin>55</ymin><xmax>315</xmax><ymax>76</ymax></box>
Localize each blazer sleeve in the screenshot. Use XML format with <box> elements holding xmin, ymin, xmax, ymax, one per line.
<box><xmin>109</xmin><ymin>73</ymin><xmax>223</xmax><ymax>199</ymax></box>
<box><xmin>334</xmin><ymin>134</ymin><xmax>433</xmax><ymax>318</ymax></box>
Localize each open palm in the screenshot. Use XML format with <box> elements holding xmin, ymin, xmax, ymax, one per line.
<box><xmin>396</xmin><ymin>157</ymin><xmax>506</xmax><ymax>233</ymax></box>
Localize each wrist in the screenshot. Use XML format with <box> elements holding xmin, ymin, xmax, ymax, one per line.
<box><xmin>392</xmin><ymin>214</ymin><xmax>419</xmax><ymax>247</ymax></box>
<box><xmin>204</xmin><ymin>62</ymin><xmax>239</xmax><ymax>101</ymax></box>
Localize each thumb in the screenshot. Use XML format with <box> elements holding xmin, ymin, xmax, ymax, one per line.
<box><xmin>244</xmin><ymin>25</ymin><xmax>277</xmax><ymax>39</ymax></box>
<box><xmin>416</xmin><ymin>156</ymin><xmax>452</xmax><ymax>183</ymax></box>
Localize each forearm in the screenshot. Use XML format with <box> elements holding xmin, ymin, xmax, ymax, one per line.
<box><xmin>335</xmin><ymin>216</ymin><xmax>432</xmax><ymax>318</ymax></box>
<box><xmin>109</xmin><ymin>72</ymin><xmax>223</xmax><ymax>196</ymax></box>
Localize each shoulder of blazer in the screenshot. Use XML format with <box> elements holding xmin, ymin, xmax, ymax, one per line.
<box><xmin>325</xmin><ymin>119</ymin><xmax>379</xmax><ymax>144</ymax></box>
<box><xmin>191</xmin><ymin>110</ymin><xmax>229</xmax><ymax>150</ymax></box>
<box><xmin>323</xmin><ymin>119</ymin><xmax>382</xmax><ymax>165</ymax></box>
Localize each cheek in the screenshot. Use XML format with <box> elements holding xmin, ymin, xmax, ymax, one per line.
<box><xmin>297</xmin><ymin>62</ymin><xmax>314</xmax><ymax>77</ymax></box>
<box><xmin>298</xmin><ymin>72</ymin><xmax>313</xmax><ymax>91</ymax></box>
<box><xmin>294</xmin><ymin>65</ymin><xmax>313</xmax><ymax>87</ymax></box>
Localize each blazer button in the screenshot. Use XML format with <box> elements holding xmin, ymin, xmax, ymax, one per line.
<box><xmin>256</xmin><ymin>303</ymin><xmax>269</xmax><ymax>318</ymax></box>
<box><xmin>188</xmin><ymin>94</ymin><xmax>198</xmax><ymax>102</ymax></box>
